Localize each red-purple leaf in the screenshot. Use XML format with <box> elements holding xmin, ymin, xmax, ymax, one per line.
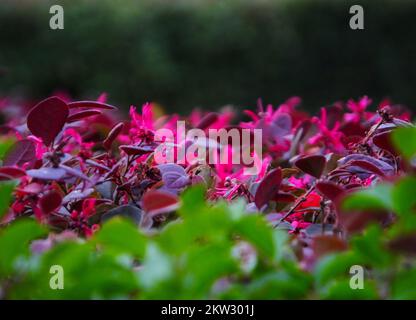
<box><xmin>3</xmin><ymin>139</ymin><xmax>36</xmax><ymax>167</ymax></box>
<box><xmin>295</xmin><ymin>155</ymin><xmax>326</xmax><ymax>179</ymax></box>
<box><xmin>0</xmin><ymin>167</ymin><xmax>26</xmax><ymax>181</ymax></box>
<box><xmin>373</xmin><ymin>131</ymin><xmax>398</xmax><ymax>156</ymax></box>
<box><xmin>39</xmin><ymin>191</ymin><xmax>62</xmax><ymax>214</ymax></box>
<box><xmin>348</xmin><ymin>160</ymin><xmax>386</xmax><ymax>177</ymax></box>
<box><xmin>67</xmin><ymin>101</ymin><xmax>117</xmax><ymax>110</ymax></box>
<box><xmin>254</xmin><ymin>168</ymin><xmax>282</xmax><ymax>209</ymax></box>
<box><xmin>27</xmin><ymin>96</ymin><xmax>69</xmax><ymax>146</ymax></box>
<box><xmin>119</xmin><ymin>145</ymin><xmax>154</xmax><ymax>156</ymax></box>
<box><xmin>338</xmin><ymin>154</ymin><xmax>394</xmax><ymax>175</ymax></box>
<box><xmin>388</xmin><ymin>234</ymin><xmax>416</xmax><ymax>255</ymax></box>
<box><xmin>338</xmin><ymin>210</ymin><xmax>389</xmax><ymax>234</ymax></box>
<box><xmin>274</xmin><ymin>192</ymin><xmax>296</xmax><ymax>203</ymax></box>
<box><xmin>16</xmin><ymin>183</ymin><xmax>43</xmax><ymax>195</ymax></box>
<box><xmin>316</xmin><ymin>181</ymin><xmax>345</xmax><ymax>201</ymax></box>
<box><xmin>0</xmin><ymin>173</ymin><xmax>14</xmax><ymax>181</ymax></box>
<box><xmin>296</xmin><ymin>119</ymin><xmax>312</xmax><ymax>141</ymax></box>
<box><xmin>142</xmin><ymin>190</ymin><xmax>179</xmax><ymax>216</ymax></box>
<box><xmin>312</xmin><ymin>235</ymin><xmax>348</xmax><ymax>257</ymax></box>
<box><xmin>103</xmin><ymin>122</ymin><xmax>124</xmax><ymax>150</ymax></box>
<box><xmin>66</xmin><ymin>110</ymin><xmax>102</xmax><ymax>123</ymax></box>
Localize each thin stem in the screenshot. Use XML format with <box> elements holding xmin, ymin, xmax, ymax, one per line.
<box><xmin>361</xmin><ymin>118</ymin><xmax>383</xmax><ymax>145</ymax></box>
<box><xmin>274</xmin><ymin>182</ymin><xmax>316</xmax><ymax>227</ymax></box>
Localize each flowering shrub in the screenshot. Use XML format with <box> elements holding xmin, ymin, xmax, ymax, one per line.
<box><xmin>0</xmin><ymin>94</ymin><xmax>415</xmax><ymax>299</ymax></box>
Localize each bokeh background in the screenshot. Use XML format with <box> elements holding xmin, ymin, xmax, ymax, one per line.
<box><xmin>0</xmin><ymin>0</ymin><xmax>415</xmax><ymax>113</ymax></box>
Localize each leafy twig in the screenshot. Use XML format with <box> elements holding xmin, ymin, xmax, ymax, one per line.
<box><xmin>274</xmin><ymin>183</ymin><xmax>316</xmax><ymax>227</ymax></box>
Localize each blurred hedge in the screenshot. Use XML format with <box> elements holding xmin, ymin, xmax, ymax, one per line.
<box><xmin>0</xmin><ymin>0</ymin><xmax>415</xmax><ymax>113</ymax></box>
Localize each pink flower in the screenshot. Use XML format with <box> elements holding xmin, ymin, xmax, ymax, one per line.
<box><xmin>97</xmin><ymin>92</ymin><xmax>107</xmax><ymax>103</ymax></box>
<box><xmin>309</xmin><ymin>107</ymin><xmax>344</xmax><ymax>152</ymax></box>
<box><xmin>130</xmin><ymin>103</ymin><xmax>154</xmax><ymax>131</ymax></box>
<box><xmin>345</xmin><ymin>96</ymin><xmax>373</xmax><ymax>123</ymax></box>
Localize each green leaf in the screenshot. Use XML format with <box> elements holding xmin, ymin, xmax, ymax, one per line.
<box><xmin>233</xmin><ymin>214</ymin><xmax>275</xmax><ymax>257</ymax></box>
<box><xmin>272</xmin><ymin>230</ymin><xmax>294</xmax><ymax>263</ymax></box>
<box><xmin>392</xmin><ymin>176</ymin><xmax>416</xmax><ymax>219</ymax></box>
<box><xmin>341</xmin><ymin>183</ymin><xmax>393</xmax><ymax>212</ymax></box>
<box><xmin>94</xmin><ymin>218</ymin><xmax>147</xmax><ymax>258</ymax></box>
<box><xmin>391</xmin><ymin>268</ymin><xmax>416</xmax><ymax>299</ymax></box>
<box><xmin>243</xmin><ymin>269</ymin><xmax>311</xmax><ymax>299</ymax></box>
<box><xmin>157</xmin><ymin>220</ymin><xmax>196</xmax><ymax>254</ymax></box>
<box><xmin>183</xmin><ymin>243</ymin><xmax>237</xmax><ymax>298</ymax></box>
<box><xmin>321</xmin><ymin>279</ymin><xmax>379</xmax><ymax>299</ymax></box>
<box><xmin>0</xmin><ymin>138</ymin><xmax>14</xmax><ymax>160</ymax></box>
<box><xmin>314</xmin><ymin>251</ymin><xmax>362</xmax><ymax>286</ymax></box>
<box><xmin>351</xmin><ymin>225</ymin><xmax>393</xmax><ymax>268</ymax></box>
<box><xmin>0</xmin><ymin>219</ymin><xmax>46</xmax><ymax>276</ymax></box>
<box><xmin>15</xmin><ymin>241</ymin><xmax>138</xmax><ymax>299</ymax></box>
<box><xmin>391</xmin><ymin>126</ymin><xmax>416</xmax><ymax>160</ymax></box>
<box><xmin>0</xmin><ymin>180</ymin><xmax>17</xmax><ymax>219</ymax></box>
<box><xmin>138</xmin><ymin>242</ymin><xmax>175</xmax><ymax>291</ymax></box>
<box><xmin>178</xmin><ymin>185</ymin><xmax>206</xmax><ymax>218</ymax></box>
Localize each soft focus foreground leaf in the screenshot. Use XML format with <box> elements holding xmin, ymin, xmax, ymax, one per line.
<box><xmin>234</xmin><ymin>215</ymin><xmax>275</xmax><ymax>257</ymax></box>
<box><xmin>11</xmin><ymin>242</ymin><xmax>137</xmax><ymax>299</ymax></box>
<box><xmin>94</xmin><ymin>218</ymin><xmax>146</xmax><ymax>258</ymax></box>
<box><xmin>391</xmin><ymin>268</ymin><xmax>416</xmax><ymax>299</ymax></box>
<box><xmin>341</xmin><ymin>183</ymin><xmax>393</xmax><ymax>212</ymax></box>
<box><xmin>0</xmin><ymin>138</ymin><xmax>14</xmax><ymax>160</ymax></box>
<box><xmin>0</xmin><ymin>219</ymin><xmax>46</xmax><ymax>276</ymax></box>
<box><xmin>138</xmin><ymin>242</ymin><xmax>175</xmax><ymax>295</ymax></box>
<box><xmin>392</xmin><ymin>126</ymin><xmax>416</xmax><ymax>160</ymax></box>
<box><xmin>314</xmin><ymin>252</ymin><xmax>362</xmax><ymax>287</ymax></box>
<box><xmin>351</xmin><ymin>225</ymin><xmax>393</xmax><ymax>268</ymax></box>
<box><xmin>321</xmin><ymin>279</ymin><xmax>379</xmax><ymax>300</ymax></box>
<box><xmin>0</xmin><ymin>180</ymin><xmax>17</xmax><ymax>219</ymax></box>
<box><xmin>178</xmin><ymin>185</ymin><xmax>206</xmax><ymax>218</ymax></box>
<box><xmin>391</xmin><ymin>176</ymin><xmax>416</xmax><ymax>219</ymax></box>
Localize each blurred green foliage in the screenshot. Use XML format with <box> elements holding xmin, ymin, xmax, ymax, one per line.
<box><xmin>0</xmin><ymin>0</ymin><xmax>415</xmax><ymax>113</ymax></box>
<box><xmin>1</xmin><ymin>175</ymin><xmax>416</xmax><ymax>299</ymax></box>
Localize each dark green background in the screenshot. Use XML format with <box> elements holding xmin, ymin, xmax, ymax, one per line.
<box><xmin>0</xmin><ymin>0</ymin><xmax>415</xmax><ymax>113</ymax></box>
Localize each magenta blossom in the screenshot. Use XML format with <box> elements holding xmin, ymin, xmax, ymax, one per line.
<box><xmin>309</xmin><ymin>107</ymin><xmax>345</xmax><ymax>152</ymax></box>
<box><xmin>344</xmin><ymin>96</ymin><xmax>373</xmax><ymax>123</ymax></box>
